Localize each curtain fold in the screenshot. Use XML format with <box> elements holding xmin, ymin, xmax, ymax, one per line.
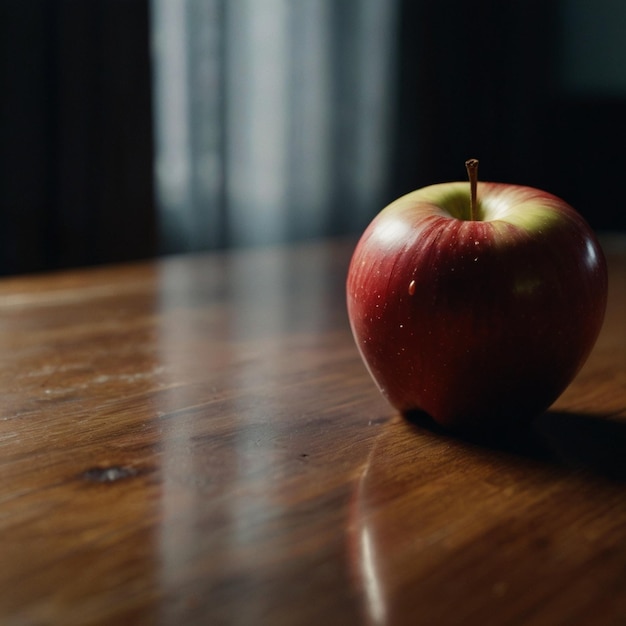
<box><xmin>151</xmin><ymin>0</ymin><xmax>399</xmax><ymax>253</ymax></box>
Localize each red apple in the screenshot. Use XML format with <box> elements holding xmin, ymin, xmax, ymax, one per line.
<box><xmin>346</xmin><ymin>160</ymin><xmax>608</xmax><ymax>431</ymax></box>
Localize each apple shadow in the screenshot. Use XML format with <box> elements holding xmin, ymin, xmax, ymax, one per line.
<box><xmin>405</xmin><ymin>409</ymin><xmax>626</xmax><ymax>482</ymax></box>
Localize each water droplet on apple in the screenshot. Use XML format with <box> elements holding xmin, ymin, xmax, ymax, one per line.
<box><xmin>408</xmin><ymin>280</ymin><xmax>416</xmax><ymax>296</ymax></box>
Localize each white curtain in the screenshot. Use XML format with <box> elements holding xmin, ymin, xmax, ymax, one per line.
<box><xmin>151</xmin><ymin>0</ymin><xmax>399</xmax><ymax>253</ymax></box>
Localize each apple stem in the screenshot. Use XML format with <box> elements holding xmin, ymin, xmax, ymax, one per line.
<box><xmin>465</xmin><ymin>158</ymin><xmax>479</xmax><ymax>221</ymax></box>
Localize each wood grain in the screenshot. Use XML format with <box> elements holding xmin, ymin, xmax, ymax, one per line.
<box><xmin>0</xmin><ymin>236</ymin><xmax>624</xmax><ymax>625</ymax></box>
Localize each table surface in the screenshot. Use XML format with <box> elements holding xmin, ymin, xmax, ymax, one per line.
<box><xmin>0</xmin><ymin>236</ymin><xmax>624</xmax><ymax>626</ymax></box>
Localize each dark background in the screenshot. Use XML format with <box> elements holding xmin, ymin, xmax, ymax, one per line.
<box><xmin>0</xmin><ymin>0</ymin><xmax>155</xmax><ymax>274</ymax></box>
<box><xmin>1</xmin><ymin>0</ymin><xmax>625</xmax><ymax>275</ymax></box>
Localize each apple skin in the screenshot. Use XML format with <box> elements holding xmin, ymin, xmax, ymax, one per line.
<box><xmin>346</xmin><ymin>181</ymin><xmax>608</xmax><ymax>431</ymax></box>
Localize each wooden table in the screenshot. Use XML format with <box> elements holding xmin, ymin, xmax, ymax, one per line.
<box><xmin>0</xmin><ymin>236</ymin><xmax>624</xmax><ymax>626</ymax></box>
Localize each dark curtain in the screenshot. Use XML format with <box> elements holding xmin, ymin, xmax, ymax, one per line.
<box><xmin>0</xmin><ymin>0</ymin><xmax>155</xmax><ymax>275</ymax></box>
<box><xmin>392</xmin><ymin>0</ymin><xmax>626</xmax><ymax>233</ymax></box>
